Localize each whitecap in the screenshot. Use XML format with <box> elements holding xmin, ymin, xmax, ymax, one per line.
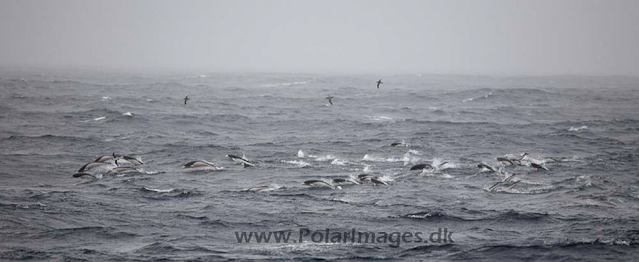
<box><xmin>297</xmin><ymin>150</ymin><xmax>306</xmax><ymax>158</ymax></box>
<box><xmin>122</xmin><ymin>112</ymin><xmax>133</xmax><ymax>117</ymax></box>
<box><xmin>143</xmin><ymin>187</ymin><xmax>175</xmax><ymax>193</ymax></box>
<box><xmin>281</xmin><ymin>160</ymin><xmax>312</xmax><ymax>168</ymax></box>
<box><xmin>101</xmin><ymin>96</ymin><xmax>112</xmax><ymax>101</ymax></box>
<box><xmin>368</xmin><ymin>115</ymin><xmax>393</xmax><ymax>122</ymax></box>
<box><xmin>463</xmin><ymin>92</ymin><xmax>493</xmax><ymax>103</ymax></box>
<box><xmin>185</xmin><ymin>74</ymin><xmax>208</xmax><ymax>79</ymax></box>
<box><xmin>568</xmin><ymin>126</ymin><xmax>587</xmax><ymax>132</ymax></box>
<box><xmin>94</xmin><ymin>116</ymin><xmax>106</xmax><ymax>121</ymax></box>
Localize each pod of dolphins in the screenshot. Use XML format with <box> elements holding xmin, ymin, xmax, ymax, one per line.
<box><xmin>73</xmin><ymin>144</ymin><xmax>555</xmax><ymax>194</ymax></box>
<box><xmin>72</xmin><ymin>153</ymin><xmax>145</xmax><ymax>179</ymax></box>
<box><xmin>73</xmin><ymin>79</ymin><xmax>554</xmax><ymax>193</ymax></box>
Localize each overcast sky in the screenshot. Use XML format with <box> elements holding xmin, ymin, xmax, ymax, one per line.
<box><xmin>1</xmin><ymin>0</ymin><xmax>638</xmax><ymax>75</ymax></box>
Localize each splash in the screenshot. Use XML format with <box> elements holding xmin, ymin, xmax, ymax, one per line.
<box><xmin>297</xmin><ymin>150</ymin><xmax>306</xmax><ymax>158</ymax></box>
<box><xmin>568</xmin><ymin>126</ymin><xmax>588</xmax><ymax>132</ymax></box>
<box><xmin>314</xmin><ymin>154</ymin><xmax>336</xmax><ymax>161</ymax></box>
<box><xmin>402</xmin><ymin>150</ymin><xmax>422</xmax><ymax>166</ymax></box>
<box><xmin>330</xmin><ymin>159</ymin><xmax>347</xmax><ymax>166</ymax></box>
<box><xmin>362</xmin><ymin>154</ymin><xmax>384</xmax><ymax>162</ymax></box>
<box><xmin>281</xmin><ymin>160</ymin><xmax>312</xmax><ymax>168</ymax></box>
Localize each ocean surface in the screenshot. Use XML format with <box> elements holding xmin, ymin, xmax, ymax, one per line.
<box><xmin>1</xmin><ymin>69</ymin><xmax>639</xmax><ymax>261</ymax></box>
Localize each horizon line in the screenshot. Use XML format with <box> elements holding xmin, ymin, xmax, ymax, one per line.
<box><xmin>1</xmin><ymin>63</ymin><xmax>638</xmax><ymax>79</ymax></box>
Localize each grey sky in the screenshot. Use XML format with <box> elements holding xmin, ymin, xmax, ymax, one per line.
<box><xmin>1</xmin><ymin>0</ymin><xmax>638</xmax><ymax>75</ymax></box>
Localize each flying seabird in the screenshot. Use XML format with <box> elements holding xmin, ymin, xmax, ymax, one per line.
<box><xmin>326</xmin><ymin>95</ymin><xmax>334</xmax><ymax>105</ymax></box>
<box><xmin>184</xmin><ymin>95</ymin><xmax>190</xmax><ymax>105</ymax></box>
<box><xmin>376</xmin><ymin>79</ymin><xmax>383</xmax><ymax>89</ymax></box>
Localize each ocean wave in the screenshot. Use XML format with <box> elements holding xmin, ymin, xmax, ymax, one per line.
<box><xmin>397</xmin><ymin>211</ymin><xmax>457</xmax><ymax>221</ymax></box>
<box><xmin>456</xmin><ymin>238</ymin><xmax>637</xmax><ymax>259</ymax></box>
<box><xmin>3</xmin><ymin>134</ymin><xmax>94</xmax><ymax>142</ymax></box>
<box><xmin>259</xmin><ymin>81</ymin><xmax>308</xmax><ymax>88</ymax></box>
<box><xmin>367</xmin><ymin>115</ymin><xmax>395</xmax><ymax>122</ymax></box>
<box><xmin>0</xmin><ymin>202</ymin><xmax>47</xmax><ymax>210</ymax></box>
<box><xmin>185</xmin><ymin>74</ymin><xmax>209</xmax><ymax>79</ymax></box>
<box><xmin>0</xmin><ymin>247</ymin><xmax>52</xmax><ymax>260</ymax></box>
<box><xmin>492</xmin><ymin>210</ymin><xmax>554</xmax><ymax>222</ymax></box>
<box><xmin>41</xmin><ymin>226</ymin><xmax>138</xmax><ymax>240</ymax></box>
<box><xmin>397</xmin><ymin>209</ymin><xmax>566</xmax><ymax>223</ymax></box>
<box><xmin>463</xmin><ymin>91</ymin><xmax>493</xmax><ymax>102</ymax></box>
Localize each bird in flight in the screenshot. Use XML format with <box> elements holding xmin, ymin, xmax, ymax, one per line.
<box><xmin>376</xmin><ymin>79</ymin><xmax>383</xmax><ymax>89</ymax></box>
<box><xmin>326</xmin><ymin>95</ymin><xmax>334</xmax><ymax>105</ymax></box>
<box><xmin>184</xmin><ymin>95</ymin><xmax>190</xmax><ymax>105</ymax></box>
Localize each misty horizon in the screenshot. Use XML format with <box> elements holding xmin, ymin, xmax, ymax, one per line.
<box><xmin>1</xmin><ymin>0</ymin><xmax>638</xmax><ymax>76</ymax></box>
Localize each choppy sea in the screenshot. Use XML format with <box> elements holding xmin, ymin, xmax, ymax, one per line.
<box><xmin>1</xmin><ymin>69</ymin><xmax>639</xmax><ymax>261</ymax></box>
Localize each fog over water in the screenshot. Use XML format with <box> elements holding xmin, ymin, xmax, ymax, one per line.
<box><xmin>1</xmin><ymin>0</ymin><xmax>638</xmax><ymax>75</ymax></box>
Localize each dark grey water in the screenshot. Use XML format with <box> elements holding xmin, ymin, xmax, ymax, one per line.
<box><xmin>1</xmin><ymin>70</ymin><xmax>639</xmax><ymax>261</ymax></box>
